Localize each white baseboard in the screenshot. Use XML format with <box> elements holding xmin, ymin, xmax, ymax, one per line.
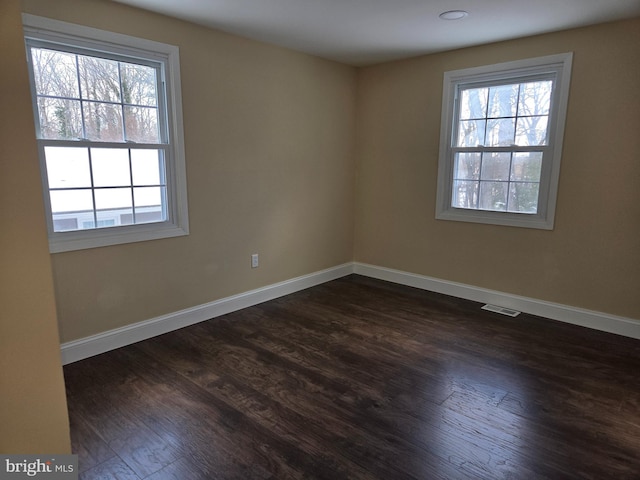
<box><xmin>354</xmin><ymin>262</ymin><xmax>640</xmax><ymax>340</ymax></box>
<box><xmin>60</xmin><ymin>263</ymin><xmax>354</xmax><ymax>364</ymax></box>
<box><xmin>61</xmin><ymin>261</ymin><xmax>640</xmax><ymax>364</ymax></box>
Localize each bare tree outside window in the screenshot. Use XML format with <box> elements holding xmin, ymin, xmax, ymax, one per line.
<box><xmin>452</xmin><ymin>80</ymin><xmax>552</xmax><ymax>214</ymax></box>
<box><xmin>31</xmin><ymin>47</ymin><xmax>159</xmax><ymax>143</ymax></box>
<box><xmin>29</xmin><ymin>47</ymin><xmax>167</xmax><ymax>232</ymax></box>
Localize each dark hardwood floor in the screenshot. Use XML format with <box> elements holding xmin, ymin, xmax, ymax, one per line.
<box><xmin>64</xmin><ymin>275</ymin><xmax>640</xmax><ymax>479</ymax></box>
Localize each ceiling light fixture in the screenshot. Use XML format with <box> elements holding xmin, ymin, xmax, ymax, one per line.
<box><xmin>439</xmin><ymin>10</ymin><xmax>469</xmax><ymax>20</ymax></box>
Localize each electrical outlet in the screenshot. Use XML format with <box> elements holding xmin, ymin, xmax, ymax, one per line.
<box><xmin>251</xmin><ymin>253</ymin><xmax>259</xmax><ymax>268</ymax></box>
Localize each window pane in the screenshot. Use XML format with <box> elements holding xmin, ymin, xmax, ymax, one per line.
<box><xmin>50</xmin><ymin>189</ymin><xmax>93</xmax><ymax>214</ymax></box>
<box><xmin>91</xmin><ymin>148</ymin><xmax>131</xmax><ymax>187</ymax></box>
<box><xmin>508</xmin><ymin>182</ymin><xmax>539</xmax><ymax>213</ymax></box>
<box><xmin>78</xmin><ymin>55</ymin><xmax>121</xmax><ymax>102</ymax></box>
<box><xmin>459</xmin><ymin>88</ymin><xmax>488</xmax><ymax>120</ymax></box>
<box><xmin>485</xmin><ymin>118</ymin><xmax>515</xmax><ymax>146</ymax></box>
<box><xmin>83</xmin><ymin>101</ymin><xmax>124</xmax><ymax>141</ymax></box>
<box><xmin>515</xmin><ymin>115</ymin><xmax>549</xmax><ymax>146</ymax></box>
<box><xmin>82</xmin><ymin>218</ymin><xmax>116</xmax><ymax>229</ymax></box>
<box><xmin>45</xmin><ymin>146</ymin><xmax>91</xmax><ymax>188</ymax></box>
<box><xmin>37</xmin><ymin>97</ymin><xmax>83</xmax><ymax>140</ymax></box>
<box><xmin>31</xmin><ymin>48</ymin><xmax>79</xmax><ymax>98</ymax></box>
<box><xmin>53</xmin><ymin>217</ymin><xmax>79</xmax><ymax>232</ymax></box>
<box><xmin>487</xmin><ymin>84</ymin><xmax>518</xmax><ymax>118</ymax></box>
<box><xmin>453</xmin><ymin>152</ymin><xmax>481</xmax><ymax>180</ymax></box>
<box><xmin>457</xmin><ymin>120</ymin><xmax>486</xmax><ymax>147</ymax></box>
<box><xmin>97</xmin><ymin>208</ymin><xmax>130</xmax><ymax>227</ymax></box>
<box><xmin>124</xmin><ymin>106</ymin><xmax>159</xmax><ymax>143</ymax></box>
<box><xmin>480</xmin><ymin>152</ymin><xmax>511</xmax><ymax>181</ymax></box>
<box><xmin>479</xmin><ymin>182</ymin><xmax>507</xmax><ymax>211</ymax></box>
<box><xmin>95</xmin><ymin>187</ymin><xmax>132</xmax><ymax>209</ymax></box>
<box><xmin>134</xmin><ymin>186</ymin><xmax>163</xmax><ymax>207</ymax></box>
<box><xmin>511</xmin><ymin>152</ymin><xmax>543</xmax><ymax>182</ymax></box>
<box><xmin>131</xmin><ymin>149</ymin><xmax>164</xmax><ymax>185</ymax></box>
<box><xmin>518</xmin><ymin>81</ymin><xmax>552</xmax><ymax>116</ymax></box>
<box><xmin>116</xmin><ymin>212</ymin><xmax>135</xmax><ymax>226</ymax></box>
<box><xmin>121</xmin><ymin>63</ymin><xmax>157</xmax><ymax>106</ymax></box>
<box><xmin>452</xmin><ymin>180</ymin><xmax>479</xmax><ymax>209</ymax></box>
<box><xmin>133</xmin><ymin>208</ymin><xmax>165</xmax><ymax>224</ymax></box>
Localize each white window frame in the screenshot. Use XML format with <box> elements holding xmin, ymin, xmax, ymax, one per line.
<box><xmin>23</xmin><ymin>14</ymin><xmax>189</xmax><ymax>253</ymax></box>
<box><xmin>435</xmin><ymin>53</ymin><xmax>573</xmax><ymax>230</ymax></box>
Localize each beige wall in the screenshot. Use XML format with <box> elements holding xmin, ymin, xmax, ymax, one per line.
<box><xmin>21</xmin><ymin>0</ymin><xmax>357</xmax><ymax>342</ymax></box>
<box><xmin>355</xmin><ymin>18</ymin><xmax>640</xmax><ymax>319</ymax></box>
<box><xmin>12</xmin><ymin>0</ymin><xmax>640</xmax><ymax>353</ymax></box>
<box><xmin>0</xmin><ymin>0</ymin><xmax>71</xmax><ymax>453</ymax></box>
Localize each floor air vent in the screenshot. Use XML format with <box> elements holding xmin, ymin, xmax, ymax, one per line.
<box><xmin>481</xmin><ymin>304</ymin><xmax>521</xmax><ymax>317</ymax></box>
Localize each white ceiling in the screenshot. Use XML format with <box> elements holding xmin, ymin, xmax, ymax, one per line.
<box><xmin>113</xmin><ymin>0</ymin><xmax>640</xmax><ymax>66</ymax></box>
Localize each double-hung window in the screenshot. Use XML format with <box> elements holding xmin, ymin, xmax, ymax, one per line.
<box><xmin>23</xmin><ymin>15</ymin><xmax>188</xmax><ymax>252</ymax></box>
<box><xmin>436</xmin><ymin>53</ymin><xmax>572</xmax><ymax>229</ymax></box>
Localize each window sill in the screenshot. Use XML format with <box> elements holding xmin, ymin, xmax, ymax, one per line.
<box><xmin>436</xmin><ymin>208</ymin><xmax>554</xmax><ymax>230</ymax></box>
<box><xmin>49</xmin><ymin>222</ymin><xmax>189</xmax><ymax>253</ymax></box>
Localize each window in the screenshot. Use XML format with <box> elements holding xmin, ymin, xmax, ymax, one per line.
<box><xmin>23</xmin><ymin>14</ymin><xmax>188</xmax><ymax>252</ymax></box>
<box><xmin>436</xmin><ymin>53</ymin><xmax>572</xmax><ymax>229</ymax></box>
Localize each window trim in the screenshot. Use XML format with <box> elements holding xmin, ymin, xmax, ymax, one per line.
<box><xmin>22</xmin><ymin>14</ymin><xmax>189</xmax><ymax>253</ymax></box>
<box><xmin>435</xmin><ymin>53</ymin><xmax>573</xmax><ymax>230</ymax></box>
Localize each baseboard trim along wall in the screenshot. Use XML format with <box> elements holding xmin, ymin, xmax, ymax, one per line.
<box><xmin>60</xmin><ymin>261</ymin><xmax>640</xmax><ymax>364</ymax></box>
<box><xmin>353</xmin><ymin>262</ymin><xmax>640</xmax><ymax>341</ymax></box>
<box><xmin>60</xmin><ymin>263</ymin><xmax>353</xmax><ymax>364</ymax></box>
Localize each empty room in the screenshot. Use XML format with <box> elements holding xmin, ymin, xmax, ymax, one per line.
<box><xmin>1</xmin><ymin>0</ymin><xmax>639</xmax><ymax>478</ymax></box>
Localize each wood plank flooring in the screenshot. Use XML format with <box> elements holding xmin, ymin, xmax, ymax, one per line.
<box><xmin>63</xmin><ymin>275</ymin><xmax>640</xmax><ymax>479</ymax></box>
